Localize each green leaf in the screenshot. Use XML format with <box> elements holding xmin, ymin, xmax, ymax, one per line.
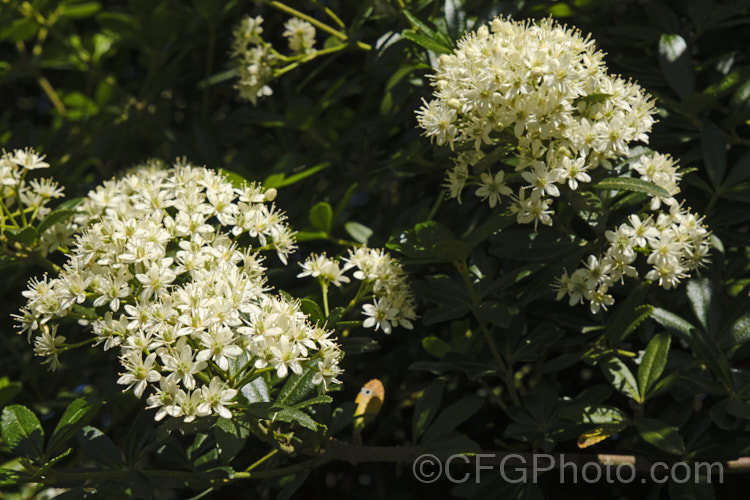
<box><xmin>0</xmin><ymin>468</ymin><xmax>22</xmax><ymax>487</ymax></box>
<box><xmin>339</xmin><ymin>337</ymin><xmax>380</xmax><ymax>355</ymax></box>
<box><xmin>430</xmin><ymin>239</ymin><xmax>470</xmax><ymax>261</ymax></box>
<box><xmin>489</xmin><ymin>228</ymin><xmax>582</xmax><ymax>262</ymax></box>
<box><xmin>608</xmin><ymin>303</ymin><xmax>653</xmax><ymax>348</ymax></box>
<box><xmin>47</xmin><ymin>397</ymin><xmax>102</xmax><ymax>456</ymax></box>
<box><xmin>691</xmin><ymin>332</ymin><xmax>735</xmax><ymax>392</ymax></box>
<box><xmin>54</xmin><ymin>196</ymin><xmax>84</xmax><ymax>212</ymax></box>
<box><xmin>668</xmin><ymin>478</ymin><xmax>716</xmax><ymax>500</ymax></box>
<box><xmin>605</xmin><ymin>283</ymin><xmax>650</xmax><ymax>346</ymax></box>
<box><xmin>472</xmin><ymin>144</ymin><xmax>511</xmax><ymax>172</ymax></box>
<box><xmin>658</xmin><ymin>34</ymin><xmax>695</xmax><ymax>100</ymax></box>
<box><xmin>401</xmin><ymin>30</ymin><xmax>452</xmax><ymax>54</ymax></box>
<box><xmin>726</xmin><ymin>396</ymin><xmax>750</xmax><ymax>419</ymax></box>
<box><xmin>647</xmin><ymin>370</ymin><xmax>681</xmax><ymax>399</ymax></box>
<box><xmin>263</xmin><ymin>173</ymin><xmax>286</xmax><ymax>189</ymax></box>
<box><xmin>473</xmin><ymin>301</ymin><xmax>511</xmax><ymax>328</ymax></box>
<box><xmin>1</xmin><ymin>405</ymin><xmax>45</xmax><ymax>461</ymax></box>
<box><xmin>332</xmin><ymin>182</ymin><xmax>358</xmax><ymax>223</ymax></box>
<box><xmin>271</xmin><ymin>405</ymin><xmax>320</xmax><ymax>431</ymax></box>
<box><xmin>651</xmin><ymin>307</ymin><xmax>695</xmax><ymax>339</ymax></box>
<box><xmin>415</xmin><ymin>220</ymin><xmax>454</xmax><ymax>247</ymax></box>
<box><xmin>600</xmin><ymin>357</ymin><xmax>640</xmax><ymax>401</ymax></box>
<box><xmin>423</xmin><ymin>305</ymin><xmax>470</xmax><ymax>325</ymax></box>
<box><xmin>638</xmin><ymin>332</ymin><xmax>671</xmax><ymax>402</ymax></box>
<box><xmin>466</xmin><ymin>214</ymin><xmax>515</xmax><ymax>249</ymax></box>
<box><xmin>701</xmin><ymin>122</ymin><xmax>727</xmax><ymax>189</ymax></box>
<box><xmin>344</xmin><ymin>221</ymin><xmax>373</xmax><ymax>245</ymax></box>
<box><xmin>309</xmin><ymin>202</ymin><xmax>333</xmax><ymax>234</ymax></box>
<box><xmin>5</xmin><ymin>226</ymin><xmax>38</xmax><ymax>246</ymax></box>
<box><xmin>387</xmin><ymin>228</ymin><xmax>430</xmax><ymax>258</ymax></box>
<box><xmin>402</xmin><ymin>9</ymin><xmax>453</xmax><ymax>48</ymax></box>
<box><xmin>277</xmin><ymin>470</ymin><xmax>311</xmax><ymax>500</ymax></box>
<box><xmin>77</xmin><ymin>426</ymin><xmax>123</xmax><ymax>468</ymax></box>
<box><xmin>646</xmin><ymin>2</ymin><xmax>680</xmax><ymax>32</ymax></box>
<box><xmin>421</xmin><ymin>396</ymin><xmax>483</xmax><ymax>445</ymax></box>
<box><xmin>36</xmin><ymin>209</ymin><xmax>77</xmax><ymax>236</ymax></box>
<box><xmin>0</xmin><ymin>377</ymin><xmax>22</xmax><ymax>407</ymax></box>
<box><xmin>387</xmin><ymin>221</ymin><xmax>456</xmax><ymax>259</ymax></box>
<box><xmin>709</xmin><ymin>398</ymin><xmax>738</xmax><ymax>430</ymax></box>
<box><xmin>276</xmin><ymin>368</ymin><xmax>317</xmax><ymax>406</ymax></box>
<box><xmin>576</xmin><ymin>421</ymin><xmax>628</xmax><ymax>449</ymax></box>
<box><xmin>653</xmin><ymin>308</ymin><xmax>733</xmax><ymax>391</ymax></box>
<box><xmin>326</xmin><ymin>306</ymin><xmax>345</xmax><ymax>329</ymax></box>
<box><xmin>731</xmin><ymin>79</ymin><xmax>750</xmax><ymax>109</ymax></box>
<box><xmin>218</xmin><ymin>169</ymin><xmax>248</xmax><ymax>189</ymax></box>
<box><xmin>558</xmin><ymin>404</ymin><xmax>629</xmax><ymax>424</ymax></box>
<box><xmin>62</xmin><ymin>1</ymin><xmax>102</xmax><ymax>19</ymax></box>
<box><xmin>123</xmin><ymin>410</ymin><xmax>154</xmax><ymax>465</ymax></box>
<box><xmin>273</xmin><ymin>163</ymin><xmax>329</xmax><ymax>189</ymax></box>
<box><xmin>594</xmin><ymin>176</ymin><xmax>671</xmax><ymax>199</ymax></box>
<box><xmin>241</xmin><ymin>377</ymin><xmax>271</xmax><ymax>404</ymax></box>
<box><xmin>728</xmin><ymin>312</ymin><xmax>750</xmax><ymax>345</ymax></box>
<box><xmin>422</xmin><ymin>336</ymin><xmax>451</xmax><ymax>358</ymax></box>
<box><xmin>295</xmin><ymin>231</ymin><xmax>328</xmax><ymax>242</ymax></box>
<box><xmin>634</xmin><ymin>418</ymin><xmax>686</xmax><ymax>456</ymax></box>
<box><xmin>573</xmin><ymin>93</ymin><xmax>612</xmax><ymax>106</ymax></box>
<box><xmin>214</xmin><ymin>418</ymin><xmax>251</xmax><ymax>463</ymax></box>
<box><xmin>0</xmin><ymin>18</ymin><xmax>39</xmax><ymax>42</ymax></box>
<box><xmin>423</xmin><ymin>433</ymin><xmax>481</xmax><ymax>459</ymax></box>
<box><xmin>686</xmin><ymin>277</ymin><xmax>720</xmax><ymax>334</ymax></box>
<box><xmin>414</xmin><ymin>275</ymin><xmax>470</xmax><ymax>308</ymax></box>
<box><xmin>36</xmin><ymin>448</ymin><xmax>72</xmax><ymax>477</ymax></box>
<box><xmin>510</xmin><ymin>324</ymin><xmax>563</xmax><ymax>363</ymax></box>
<box><xmin>724</xmin><ymin>149</ymin><xmax>750</xmax><ymax>186</ymax></box>
<box><xmin>293</xmin><ymin>395</ymin><xmax>332</xmax><ymax>410</ymax></box>
<box><xmin>62</xmin><ymin>91</ymin><xmax>98</xmax><ymax>120</ymax></box>
<box><xmin>412</xmin><ymin>379</ymin><xmax>445</xmax><ymax>441</ymax></box>
<box><xmin>300</xmin><ymin>298</ymin><xmax>324</xmax><ymax>325</ymax></box>
<box><xmin>193</xmin><ymin>0</ymin><xmax>221</xmax><ymax>21</ymax></box>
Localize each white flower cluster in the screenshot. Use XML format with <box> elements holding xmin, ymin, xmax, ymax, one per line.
<box><xmin>231</xmin><ymin>15</ymin><xmax>316</xmax><ymax>105</ymax></box>
<box><xmin>297</xmin><ymin>247</ymin><xmax>417</xmax><ymax>334</ymax></box>
<box><xmin>16</xmin><ymin>161</ymin><xmax>342</xmax><ymax>422</ymax></box>
<box><xmin>282</xmin><ymin>18</ymin><xmax>316</xmax><ymax>54</ymax></box>
<box><xmin>415</xmin><ymin>17</ymin><xmax>711</xmax><ymax>312</ymax></box>
<box><xmin>0</xmin><ymin>148</ymin><xmax>73</xmax><ymax>256</ymax></box>
<box><xmin>416</xmin><ymin>17</ymin><xmax>657</xmax><ymax>227</ymax></box>
<box><xmin>555</xmin><ymin>155</ymin><xmax>710</xmax><ymax>313</ymax></box>
<box><xmin>232</xmin><ymin>15</ymin><xmax>275</xmax><ymax>105</ymax></box>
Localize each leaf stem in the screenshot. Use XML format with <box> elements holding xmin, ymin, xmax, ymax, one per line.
<box><xmin>37</xmin><ymin>75</ymin><xmax>67</xmax><ymax>115</ymax></box>
<box><xmin>426</xmin><ymin>189</ymin><xmax>445</xmax><ymax>221</ymax></box>
<box><xmin>320</xmin><ymin>280</ymin><xmax>330</xmax><ymax>317</ymax></box>
<box><xmin>259</xmin><ymin>0</ymin><xmax>371</xmax><ymax>50</ymax></box>
<box><xmin>310</xmin><ymin>0</ymin><xmax>345</xmax><ymax>29</ymax></box>
<box><xmin>244</xmin><ymin>448</ymin><xmax>279</xmax><ymax>472</ymax></box>
<box><xmin>454</xmin><ymin>259</ymin><xmax>521</xmax><ymax>406</ymax></box>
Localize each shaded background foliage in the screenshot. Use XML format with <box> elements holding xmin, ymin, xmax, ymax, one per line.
<box><xmin>2</xmin><ymin>0</ymin><xmax>750</xmax><ymax>499</ymax></box>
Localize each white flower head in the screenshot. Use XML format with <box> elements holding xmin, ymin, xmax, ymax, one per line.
<box><xmin>18</xmin><ymin>160</ymin><xmax>342</xmax><ymax>423</ymax></box>
<box><xmin>282</xmin><ymin>18</ymin><xmax>316</xmax><ymax>53</ymax></box>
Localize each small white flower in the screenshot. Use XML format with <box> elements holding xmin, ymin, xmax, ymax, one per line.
<box><xmin>10</xmin><ymin>148</ymin><xmax>49</xmax><ymax>170</ymax></box>
<box><xmin>282</xmin><ymin>18</ymin><xmax>316</xmax><ymax>53</ymax></box>
<box><xmin>198</xmin><ymin>377</ymin><xmax>237</xmax><ymax>419</ymax></box>
<box><xmin>117</xmin><ymin>352</ymin><xmax>161</xmax><ymax>398</ymax></box>
<box><xmin>362</xmin><ymin>298</ymin><xmax>398</xmax><ymax>334</ymax></box>
<box><xmin>475</xmin><ymin>171</ymin><xmax>512</xmax><ymax>208</ymax></box>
